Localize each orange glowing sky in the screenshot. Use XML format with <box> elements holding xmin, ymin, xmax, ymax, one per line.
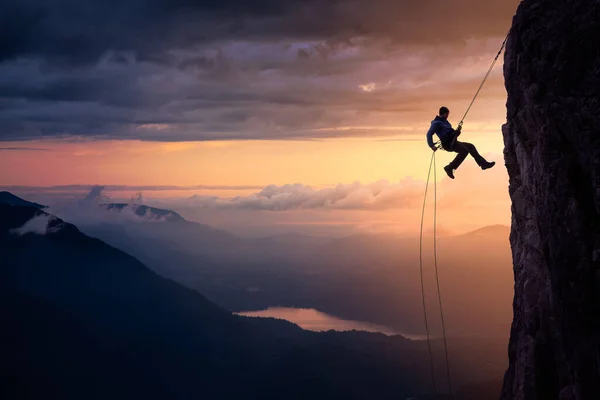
<box><xmin>0</xmin><ymin>0</ymin><xmax>521</xmax><ymax>234</ymax></box>
<box><xmin>1</xmin><ymin>128</ymin><xmax>505</xmax><ymax>188</ymax></box>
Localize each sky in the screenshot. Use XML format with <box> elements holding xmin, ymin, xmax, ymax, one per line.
<box><xmin>0</xmin><ymin>0</ymin><xmax>521</xmax><ymax>235</ymax></box>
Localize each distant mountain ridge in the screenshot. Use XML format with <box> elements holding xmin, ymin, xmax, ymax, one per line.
<box><xmin>0</xmin><ymin>203</ymin><xmax>430</xmax><ymax>399</ymax></box>
<box><xmin>62</xmin><ymin>192</ymin><xmax>512</xmax><ymax>338</ymax></box>
<box><xmin>1</xmin><ymin>193</ymin><xmax>509</xmax><ymax>399</ymax></box>
<box><xmin>102</xmin><ymin>203</ymin><xmax>186</xmax><ymax>222</ymax></box>
<box><xmin>455</xmin><ymin>224</ymin><xmax>510</xmax><ymax>238</ymax></box>
<box><xmin>1</xmin><ymin>192</ymin><xmax>513</xmax><ymax>336</ymax></box>
<box><xmin>0</xmin><ymin>191</ymin><xmax>46</xmax><ymax>209</ymax></box>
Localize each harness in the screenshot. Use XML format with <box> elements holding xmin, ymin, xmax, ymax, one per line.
<box><xmin>418</xmin><ymin>31</ymin><xmax>510</xmax><ymax>398</ymax></box>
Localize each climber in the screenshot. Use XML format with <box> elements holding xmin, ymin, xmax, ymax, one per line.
<box><xmin>426</xmin><ymin>106</ymin><xmax>495</xmax><ymax>179</ymax></box>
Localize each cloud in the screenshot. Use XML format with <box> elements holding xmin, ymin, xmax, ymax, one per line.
<box><xmin>0</xmin><ymin>43</ymin><xmax>508</xmax><ymax>142</ymax></box>
<box><xmin>0</xmin><ymin>0</ymin><xmax>518</xmax><ymax>142</ymax></box>
<box><xmin>20</xmin><ymin>151</ymin><xmax>509</xmax><ymax>217</ymax></box>
<box><xmin>0</xmin><ymin>147</ymin><xmax>51</xmax><ymax>151</ymax></box>
<box><xmin>0</xmin><ymin>0</ymin><xmax>519</xmax><ymax>65</ymax></box>
<box><xmin>44</xmin><ymin>186</ymin><xmax>178</xmax><ymax>225</ymax></box>
<box><xmin>79</xmin><ymin>185</ymin><xmax>109</xmax><ymax>206</ymax></box>
<box><xmin>359</xmin><ymin>83</ymin><xmax>376</xmax><ymax>93</ymax></box>
<box><xmin>11</xmin><ymin>213</ymin><xmax>62</xmax><ymax>236</ymax></box>
<box><xmin>186</xmin><ymin>180</ymin><xmax>425</xmax><ymax>211</ymax></box>
<box><xmin>139</xmin><ymin>152</ymin><xmax>510</xmax><ymax>214</ymax></box>
<box><xmin>9</xmin><ymin>149</ymin><xmax>509</xmax><ymax>218</ymax></box>
<box><xmin>10</xmin><ymin>153</ymin><xmax>510</xmax><ymax>237</ymax></box>
<box><xmin>1</xmin><ymin>184</ymin><xmax>265</xmax><ymax>192</ymax></box>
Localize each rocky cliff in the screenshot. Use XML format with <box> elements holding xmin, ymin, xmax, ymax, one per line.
<box><xmin>501</xmin><ymin>0</ymin><xmax>600</xmax><ymax>399</ymax></box>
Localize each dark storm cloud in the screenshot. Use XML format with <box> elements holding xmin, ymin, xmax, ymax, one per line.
<box><xmin>0</xmin><ymin>0</ymin><xmax>517</xmax><ymax>65</ymax></box>
<box><xmin>0</xmin><ymin>147</ymin><xmax>51</xmax><ymax>151</ymax></box>
<box><xmin>0</xmin><ymin>0</ymin><xmax>520</xmax><ymax>142</ymax></box>
<box><xmin>1</xmin><ymin>184</ymin><xmax>265</xmax><ymax>192</ymax></box>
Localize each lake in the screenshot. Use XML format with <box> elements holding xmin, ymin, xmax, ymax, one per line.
<box><xmin>236</xmin><ymin>307</ymin><xmax>424</xmax><ymax>339</ymax></box>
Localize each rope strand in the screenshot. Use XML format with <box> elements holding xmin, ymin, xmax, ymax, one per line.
<box><xmin>459</xmin><ymin>33</ymin><xmax>509</xmax><ymax>127</ymax></box>
<box><xmin>433</xmin><ymin>153</ymin><xmax>453</xmax><ymax>396</ymax></box>
<box><xmin>417</xmin><ymin>31</ymin><xmax>509</xmax><ymax>397</ymax></box>
<box><xmin>419</xmin><ymin>151</ymin><xmax>437</xmax><ymax>392</ymax></box>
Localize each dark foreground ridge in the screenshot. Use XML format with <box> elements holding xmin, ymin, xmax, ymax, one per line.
<box><xmin>0</xmin><ymin>191</ymin><xmax>46</xmax><ymax>209</ymax></box>
<box><xmin>0</xmin><ymin>203</ymin><xmax>505</xmax><ymax>399</ymax></box>
<box><xmin>501</xmin><ymin>0</ymin><xmax>600</xmax><ymax>399</ymax></box>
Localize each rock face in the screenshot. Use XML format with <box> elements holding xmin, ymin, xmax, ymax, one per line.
<box><xmin>501</xmin><ymin>0</ymin><xmax>600</xmax><ymax>399</ymax></box>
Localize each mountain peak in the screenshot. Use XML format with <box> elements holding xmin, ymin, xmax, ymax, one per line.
<box><xmin>0</xmin><ymin>191</ymin><xmax>46</xmax><ymax>209</ymax></box>
<box><xmin>0</xmin><ymin>204</ymin><xmax>74</xmax><ymax>237</ymax></box>
<box><xmin>102</xmin><ymin>203</ymin><xmax>186</xmax><ymax>223</ymax></box>
<box><xmin>459</xmin><ymin>225</ymin><xmax>510</xmax><ymax>238</ymax></box>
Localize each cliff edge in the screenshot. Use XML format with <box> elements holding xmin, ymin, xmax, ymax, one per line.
<box><xmin>502</xmin><ymin>0</ymin><xmax>600</xmax><ymax>399</ymax></box>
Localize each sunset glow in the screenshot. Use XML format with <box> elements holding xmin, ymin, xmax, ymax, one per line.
<box><xmin>0</xmin><ymin>0</ymin><xmax>520</xmax><ymax>235</ymax></box>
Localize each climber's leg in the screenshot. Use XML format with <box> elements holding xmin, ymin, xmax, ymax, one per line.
<box><xmin>447</xmin><ymin>141</ymin><xmax>471</xmax><ymax>170</ymax></box>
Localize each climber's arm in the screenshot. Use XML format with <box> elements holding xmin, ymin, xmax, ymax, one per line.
<box><xmin>426</xmin><ymin>123</ymin><xmax>436</xmax><ymax>149</ymax></box>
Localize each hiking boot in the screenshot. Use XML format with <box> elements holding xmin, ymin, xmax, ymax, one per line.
<box><xmin>444</xmin><ymin>165</ymin><xmax>455</xmax><ymax>179</ymax></box>
<box><xmin>481</xmin><ymin>161</ymin><xmax>496</xmax><ymax>170</ymax></box>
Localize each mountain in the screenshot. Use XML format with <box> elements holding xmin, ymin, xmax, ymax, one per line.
<box><xmin>103</xmin><ymin>203</ymin><xmax>187</xmax><ymax>222</ymax></box>
<box><xmin>501</xmin><ymin>0</ymin><xmax>600</xmax><ymax>398</ymax></box>
<box><xmin>0</xmin><ymin>191</ymin><xmax>46</xmax><ymax>209</ymax></box>
<box><xmin>64</xmin><ymin>197</ymin><xmax>513</xmax><ymax>339</ymax></box>
<box><xmin>62</xmin><ymin>201</ymin><xmax>314</xmax><ymax>300</ymax></box>
<box><xmin>77</xmin><ymin>201</ymin><xmax>255</xmax><ymax>256</ymax></box>
<box><xmin>6</xmin><ymin>203</ymin><xmax>506</xmax><ymax>399</ymax></box>
<box><xmin>1</xmin><ymin>204</ymin><xmax>249</xmax><ymax>399</ymax></box>
<box><xmin>454</xmin><ymin>225</ymin><xmax>510</xmax><ymax>239</ymax></box>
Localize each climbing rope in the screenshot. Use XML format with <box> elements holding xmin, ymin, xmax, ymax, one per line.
<box><xmin>419</xmin><ymin>151</ymin><xmax>437</xmax><ymax>391</ymax></box>
<box><xmin>419</xmin><ymin>150</ymin><xmax>452</xmax><ymax>396</ymax></box>
<box><xmin>457</xmin><ymin>32</ymin><xmax>510</xmax><ymax>130</ymax></box>
<box><xmin>433</xmin><ymin>152</ymin><xmax>452</xmax><ymax>396</ymax></box>
<box><xmin>417</xmin><ymin>32</ymin><xmax>510</xmax><ymax>396</ymax></box>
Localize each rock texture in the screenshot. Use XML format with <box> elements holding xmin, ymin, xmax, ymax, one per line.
<box><xmin>501</xmin><ymin>0</ymin><xmax>600</xmax><ymax>399</ymax></box>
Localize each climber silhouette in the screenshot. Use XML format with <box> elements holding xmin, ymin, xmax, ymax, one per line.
<box><xmin>426</xmin><ymin>106</ymin><xmax>495</xmax><ymax>179</ymax></box>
